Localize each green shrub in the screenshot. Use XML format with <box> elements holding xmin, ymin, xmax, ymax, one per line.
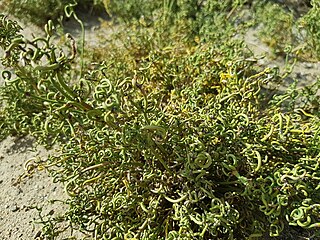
<box><xmin>3</xmin><ymin>0</ymin><xmax>105</xmax><ymax>26</ymax></box>
<box><xmin>1</xmin><ymin>1</ymin><xmax>320</xmax><ymax>239</ymax></box>
<box><xmin>251</xmin><ymin>0</ymin><xmax>320</xmax><ymax>61</ymax></box>
<box><xmin>254</xmin><ymin>2</ymin><xmax>295</xmax><ymax>55</ymax></box>
<box><xmin>103</xmin><ymin>0</ymin><xmax>161</xmax><ymax>23</ymax></box>
<box><xmin>300</xmin><ymin>0</ymin><xmax>320</xmax><ymax>59</ymax></box>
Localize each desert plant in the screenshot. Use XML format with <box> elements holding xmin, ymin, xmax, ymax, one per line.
<box><xmin>1</xmin><ymin>1</ymin><xmax>320</xmax><ymax>239</ymax></box>
<box><xmin>300</xmin><ymin>0</ymin><xmax>320</xmax><ymax>59</ymax></box>
<box><xmin>2</xmin><ymin>0</ymin><xmax>105</xmax><ymax>26</ymax></box>
<box><xmin>254</xmin><ymin>2</ymin><xmax>295</xmax><ymax>55</ymax></box>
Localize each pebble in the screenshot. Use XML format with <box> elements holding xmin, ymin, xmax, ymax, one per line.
<box><xmin>295</xmin><ymin>72</ymin><xmax>308</xmax><ymax>79</ymax></box>
<box><xmin>303</xmin><ymin>62</ymin><xmax>313</xmax><ymax>69</ymax></box>
<box><xmin>10</xmin><ymin>204</ymin><xmax>19</xmax><ymax>212</ymax></box>
<box><xmin>35</xmin><ymin>184</ymin><xmax>45</xmax><ymax>190</ymax></box>
<box><xmin>10</xmin><ymin>187</ymin><xmax>23</xmax><ymax>196</ymax></box>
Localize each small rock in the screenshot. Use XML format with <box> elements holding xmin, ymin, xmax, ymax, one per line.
<box><xmin>295</xmin><ymin>72</ymin><xmax>307</xmax><ymax>79</ymax></box>
<box><xmin>304</xmin><ymin>62</ymin><xmax>313</xmax><ymax>69</ymax></box>
<box><xmin>35</xmin><ymin>184</ymin><xmax>45</xmax><ymax>190</ymax></box>
<box><xmin>10</xmin><ymin>204</ymin><xmax>19</xmax><ymax>212</ymax></box>
<box><xmin>11</xmin><ymin>187</ymin><xmax>23</xmax><ymax>195</ymax></box>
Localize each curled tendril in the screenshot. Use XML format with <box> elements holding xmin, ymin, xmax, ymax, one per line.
<box><xmin>1</xmin><ymin>70</ymin><xmax>11</xmax><ymax>81</ymax></box>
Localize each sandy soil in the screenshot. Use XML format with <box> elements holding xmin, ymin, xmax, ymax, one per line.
<box><xmin>0</xmin><ymin>137</ymin><xmax>66</xmax><ymax>239</ymax></box>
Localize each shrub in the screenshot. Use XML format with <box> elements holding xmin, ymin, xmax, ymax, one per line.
<box><xmin>300</xmin><ymin>0</ymin><xmax>320</xmax><ymax>59</ymax></box>
<box><xmin>1</xmin><ymin>1</ymin><xmax>320</xmax><ymax>239</ymax></box>
<box><xmin>2</xmin><ymin>0</ymin><xmax>105</xmax><ymax>26</ymax></box>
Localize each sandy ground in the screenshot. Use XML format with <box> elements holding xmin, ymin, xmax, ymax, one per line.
<box><xmin>0</xmin><ymin>8</ymin><xmax>319</xmax><ymax>240</ymax></box>
<box><xmin>0</xmin><ymin>137</ymin><xmax>66</xmax><ymax>239</ymax></box>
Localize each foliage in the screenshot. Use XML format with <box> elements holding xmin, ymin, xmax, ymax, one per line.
<box><xmin>2</xmin><ymin>0</ymin><xmax>105</xmax><ymax>26</ymax></box>
<box><xmin>1</xmin><ymin>1</ymin><xmax>320</xmax><ymax>239</ymax></box>
<box><xmin>300</xmin><ymin>0</ymin><xmax>320</xmax><ymax>59</ymax></box>
<box><xmin>102</xmin><ymin>0</ymin><xmax>161</xmax><ymax>23</ymax></box>
<box><xmin>254</xmin><ymin>2</ymin><xmax>295</xmax><ymax>55</ymax></box>
<box><xmin>251</xmin><ymin>0</ymin><xmax>320</xmax><ymax>61</ymax></box>
<box><xmin>104</xmin><ymin>0</ymin><xmax>250</xmax><ymax>44</ymax></box>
